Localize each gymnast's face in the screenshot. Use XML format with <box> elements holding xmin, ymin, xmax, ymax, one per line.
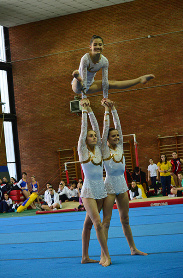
<box><xmin>90</xmin><ymin>38</ymin><xmax>104</xmax><ymax>55</ymax></box>
<box><xmin>108</xmin><ymin>130</ymin><xmax>119</xmax><ymax>146</ymax></box>
<box><xmin>172</xmin><ymin>152</ymin><xmax>177</xmax><ymax>159</ymax></box>
<box><xmin>86</xmin><ymin>130</ymin><xmax>97</xmax><ymax>147</ymax></box>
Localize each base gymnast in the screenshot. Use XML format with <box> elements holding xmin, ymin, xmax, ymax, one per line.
<box><xmin>100</xmin><ymin>98</ymin><xmax>147</xmax><ymax>263</ymax></box>
<box><xmin>78</xmin><ymin>98</ymin><xmax>111</xmax><ymax>267</ymax></box>
<box><xmin>71</xmin><ymin>35</ymin><xmax>155</xmax><ymax>98</ymax></box>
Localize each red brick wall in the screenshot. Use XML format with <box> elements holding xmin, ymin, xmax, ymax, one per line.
<box><xmin>8</xmin><ymin>0</ymin><xmax>183</xmax><ymax>190</ymax></box>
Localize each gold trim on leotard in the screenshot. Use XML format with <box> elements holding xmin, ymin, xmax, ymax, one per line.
<box><xmin>81</xmin><ymin>153</ymin><xmax>102</xmax><ymax>166</ymax></box>
<box><xmin>103</xmin><ymin>153</ymin><xmax>123</xmax><ymax>164</ymax></box>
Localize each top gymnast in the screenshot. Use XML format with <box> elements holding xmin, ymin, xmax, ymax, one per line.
<box><xmin>100</xmin><ymin>98</ymin><xmax>147</xmax><ymax>264</ymax></box>
<box><xmin>78</xmin><ymin>98</ymin><xmax>111</xmax><ymax>267</ymax></box>
<box><xmin>72</xmin><ymin>35</ymin><xmax>155</xmax><ymax>98</ymax></box>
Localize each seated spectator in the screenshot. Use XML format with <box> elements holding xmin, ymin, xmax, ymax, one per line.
<box><xmin>75</xmin><ymin>180</ymin><xmax>85</xmax><ymax>211</ymax></box>
<box><xmin>10</xmin><ymin>177</ymin><xmax>20</xmax><ymax>190</ymax></box>
<box><xmin>17</xmin><ymin>172</ymin><xmax>30</xmax><ymax>199</ymax></box>
<box><xmin>17</xmin><ymin>172</ymin><xmax>36</xmax><ymax>209</ymax></box>
<box><xmin>44</xmin><ymin>183</ymin><xmax>51</xmax><ymax>201</ymax></box>
<box><xmin>1</xmin><ymin>177</ymin><xmax>12</xmax><ymax>193</ymax></box>
<box><xmin>30</xmin><ymin>175</ymin><xmax>40</xmax><ymax>205</ymax></box>
<box><xmin>132</xmin><ymin>167</ymin><xmax>148</xmax><ymax>193</ymax></box>
<box><xmin>58</xmin><ymin>180</ymin><xmax>69</xmax><ymax>202</ymax></box>
<box><xmin>171</xmin><ymin>172</ymin><xmax>183</xmax><ymax>197</ymax></box>
<box><xmin>67</xmin><ymin>181</ymin><xmax>79</xmax><ymax>202</ymax></box>
<box><xmin>41</xmin><ymin>185</ymin><xmax>62</xmax><ymax>211</ymax></box>
<box><xmin>148</xmin><ymin>158</ymin><xmax>161</xmax><ymax>195</ymax></box>
<box><xmin>129</xmin><ymin>181</ymin><xmax>147</xmax><ymax>200</ymax></box>
<box><xmin>0</xmin><ymin>193</ymin><xmax>14</xmax><ymax>213</ymax></box>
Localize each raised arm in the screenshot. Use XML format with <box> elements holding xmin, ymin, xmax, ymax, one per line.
<box><xmin>102</xmin><ymin>58</ymin><xmax>109</xmax><ymax>99</ymax></box>
<box><xmin>111</xmin><ymin>104</ymin><xmax>123</xmax><ymax>146</ymax></box>
<box><xmin>78</xmin><ymin>100</ymin><xmax>89</xmax><ymax>161</ymax></box>
<box><xmin>101</xmin><ymin>99</ymin><xmax>110</xmax><ymax>157</ymax></box>
<box><xmin>87</xmin><ymin>105</ymin><xmax>101</xmax><ymax>148</ymax></box>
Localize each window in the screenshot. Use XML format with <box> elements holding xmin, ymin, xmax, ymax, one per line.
<box><xmin>0</xmin><ymin>25</ymin><xmax>20</xmax><ymax>180</ymax></box>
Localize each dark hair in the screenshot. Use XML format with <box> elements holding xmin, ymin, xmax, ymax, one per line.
<box><xmin>90</xmin><ymin>35</ymin><xmax>104</xmax><ymax>45</ymax></box>
<box><xmin>134</xmin><ymin>167</ymin><xmax>140</xmax><ymax>173</ymax></box>
<box><xmin>46</xmin><ymin>183</ymin><xmax>52</xmax><ymax>187</ymax></box>
<box><xmin>160</xmin><ymin>154</ymin><xmax>167</xmax><ymax>164</ymax></box>
<box><xmin>71</xmin><ymin>180</ymin><xmax>78</xmax><ymax>186</ymax></box>
<box><xmin>11</xmin><ymin>177</ymin><xmax>17</xmax><ymax>182</ymax></box>
<box><xmin>178</xmin><ymin>171</ymin><xmax>183</xmax><ymax>176</ymax></box>
<box><xmin>107</xmin><ymin>128</ymin><xmax>116</xmax><ymax>139</ymax></box>
<box><xmin>22</xmin><ymin>172</ymin><xmax>27</xmax><ymax>176</ymax></box>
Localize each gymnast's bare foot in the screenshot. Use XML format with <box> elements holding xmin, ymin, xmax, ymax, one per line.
<box><xmin>99</xmin><ymin>256</ymin><xmax>106</xmax><ymax>265</ymax></box>
<box><xmin>81</xmin><ymin>257</ymin><xmax>99</xmax><ymax>264</ymax></box>
<box><xmin>72</xmin><ymin>70</ymin><xmax>83</xmax><ymax>83</ymax></box>
<box><xmin>140</xmin><ymin>74</ymin><xmax>155</xmax><ymax>84</ymax></box>
<box><xmin>131</xmin><ymin>248</ymin><xmax>148</xmax><ymax>256</ymax></box>
<box><xmin>101</xmin><ymin>257</ymin><xmax>112</xmax><ymax>267</ymax></box>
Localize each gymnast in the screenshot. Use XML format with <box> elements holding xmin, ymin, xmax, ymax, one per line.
<box><xmin>72</xmin><ymin>35</ymin><xmax>155</xmax><ymax>98</ymax></box>
<box><xmin>171</xmin><ymin>171</ymin><xmax>183</xmax><ymax>197</ymax></box>
<box><xmin>78</xmin><ymin>98</ymin><xmax>111</xmax><ymax>267</ymax></box>
<box><xmin>100</xmin><ymin>98</ymin><xmax>147</xmax><ymax>263</ymax></box>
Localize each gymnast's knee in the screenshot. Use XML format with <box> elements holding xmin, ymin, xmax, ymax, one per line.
<box><xmin>94</xmin><ymin>220</ymin><xmax>103</xmax><ymax>232</ymax></box>
<box><xmin>83</xmin><ymin>220</ymin><xmax>93</xmax><ymax>231</ymax></box>
<box><xmin>121</xmin><ymin>215</ymin><xmax>130</xmax><ymax>226</ymax></box>
<box><xmin>103</xmin><ymin>218</ymin><xmax>111</xmax><ymax>230</ymax></box>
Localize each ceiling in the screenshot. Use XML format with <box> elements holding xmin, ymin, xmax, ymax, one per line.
<box><xmin>0</xmin><ymin>0</ymin><xmax>134</xmax><ymax>28</ymax></box>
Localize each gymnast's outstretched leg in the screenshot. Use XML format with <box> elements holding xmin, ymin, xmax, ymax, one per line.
<box><xmin>72</xmin><ymin>72</ymin><xmax>155</xmax><ymax>97</ymax></box>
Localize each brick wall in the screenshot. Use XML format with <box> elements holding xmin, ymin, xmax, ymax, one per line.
<box><xmin>8</xmin><ymin>0</ymin><xmax>183</xmax><ymax>190</ymax></box>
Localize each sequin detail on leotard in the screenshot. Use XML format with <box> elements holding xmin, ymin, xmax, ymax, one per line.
<box><xmin>78</xmin><ymin>110</ymin><xmax>107</xmax><ymax>199</ymax></box>
<box><xmin>102</xmin><ymin>109</ymin><xmax>128</xmax><ymax>194</ymax></box>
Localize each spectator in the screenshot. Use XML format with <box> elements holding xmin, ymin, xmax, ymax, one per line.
<box><xmin>44</xmin><ymin>183</ymin><xmax>51</xmax><ymax>198</ymax></box>
<box><xmin>1</xmin><ymin>177</ymin><xmax>12</xmax><ymax>193</ymax></box>
<box><xmin>157</xmin><ymin>154</ymin><xmax>172</xmax><ymax>196</ymax></box>
<box><xmin>41</xmin><ymin>186</ymin><xmax>62</xmax><ymax>211</ymax></box>
<box><xmin>67</xmin><ymin>182</ymin><xmax>79</xmax><ymax>202</ymax></box>
<box><xmin>132</xmin><ymin>166</ymin><xmax>148</xmax><ymax>193</ymax></box>
<box><xmin>58</xmin><ymin>180</ymin><xmax>69</xmax><ymax>202</ymax></box>
<box><xmin>148</xmin><ymin>158</ymin><xmax>160</xmax><ymax>195</ymax></box>
<box><xmin>0</xmin><ymin>193</ymin><xmax>14</xmax><ymax>213</ymax></box>
<box><xmin>170</xmin><ymin>151</ymin><xmax>183</xmax><ymax>187</ymax></box>
<box><xmin>75</xmin><ymin>180</ymin><xmax>85</xmax><ymax>211</ymax></box>
<box><xmin>171</xmin><ymin>171</ymin><xmax>183</xmax><ymax>197</ymax></box>
<box><xmin>10</xmin><ymin>177</ymin><xmax>20</xmax><ymax>190</ymax></box>
<box><xmin>17</xmin><ymin>172</ymin><xmax>36</xmax><ymax>209</ymax></box>
<box><xmin>30</xmin><ymin>175</ymin><xmax>40</xmax><ymax>205</ymax></box>
<box><xmin>129</xmin><ymin>181</ymin><xmax>143</xmax><ymax>200</ymax></box>
<box><xmin>17</xmin><ymin>172</ymin><xmax>30</xmax><ymax>199</ymax></box>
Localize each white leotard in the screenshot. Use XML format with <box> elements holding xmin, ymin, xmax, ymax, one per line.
<box><xmin>73</xmin><ymin>53</ymin><xmax>109</xmax><ymax>98</ymax></box>
<box><xmin>78</xmin><ymin>109</ymin><xmax>107</xmax><ymax>199</ymax></box>
<box><xmin>102</xmin><ymin>109</ymin><xmax>128</xmax><ymax>195</ymax></box>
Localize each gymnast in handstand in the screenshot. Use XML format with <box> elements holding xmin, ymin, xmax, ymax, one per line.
<box><xmin>100</xmin><ymin>98</ymin><xmax>147</xmax><ymax>264</ymax></box>
<box><xmin>78</xmin><ymin>98</ymin><xmax>111</xmax><ymax>267</ymax></box>
<box><xmin>72</xmin><ymin>35</ymin><xmax>155</xmax><ymax>98</ymax></box>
